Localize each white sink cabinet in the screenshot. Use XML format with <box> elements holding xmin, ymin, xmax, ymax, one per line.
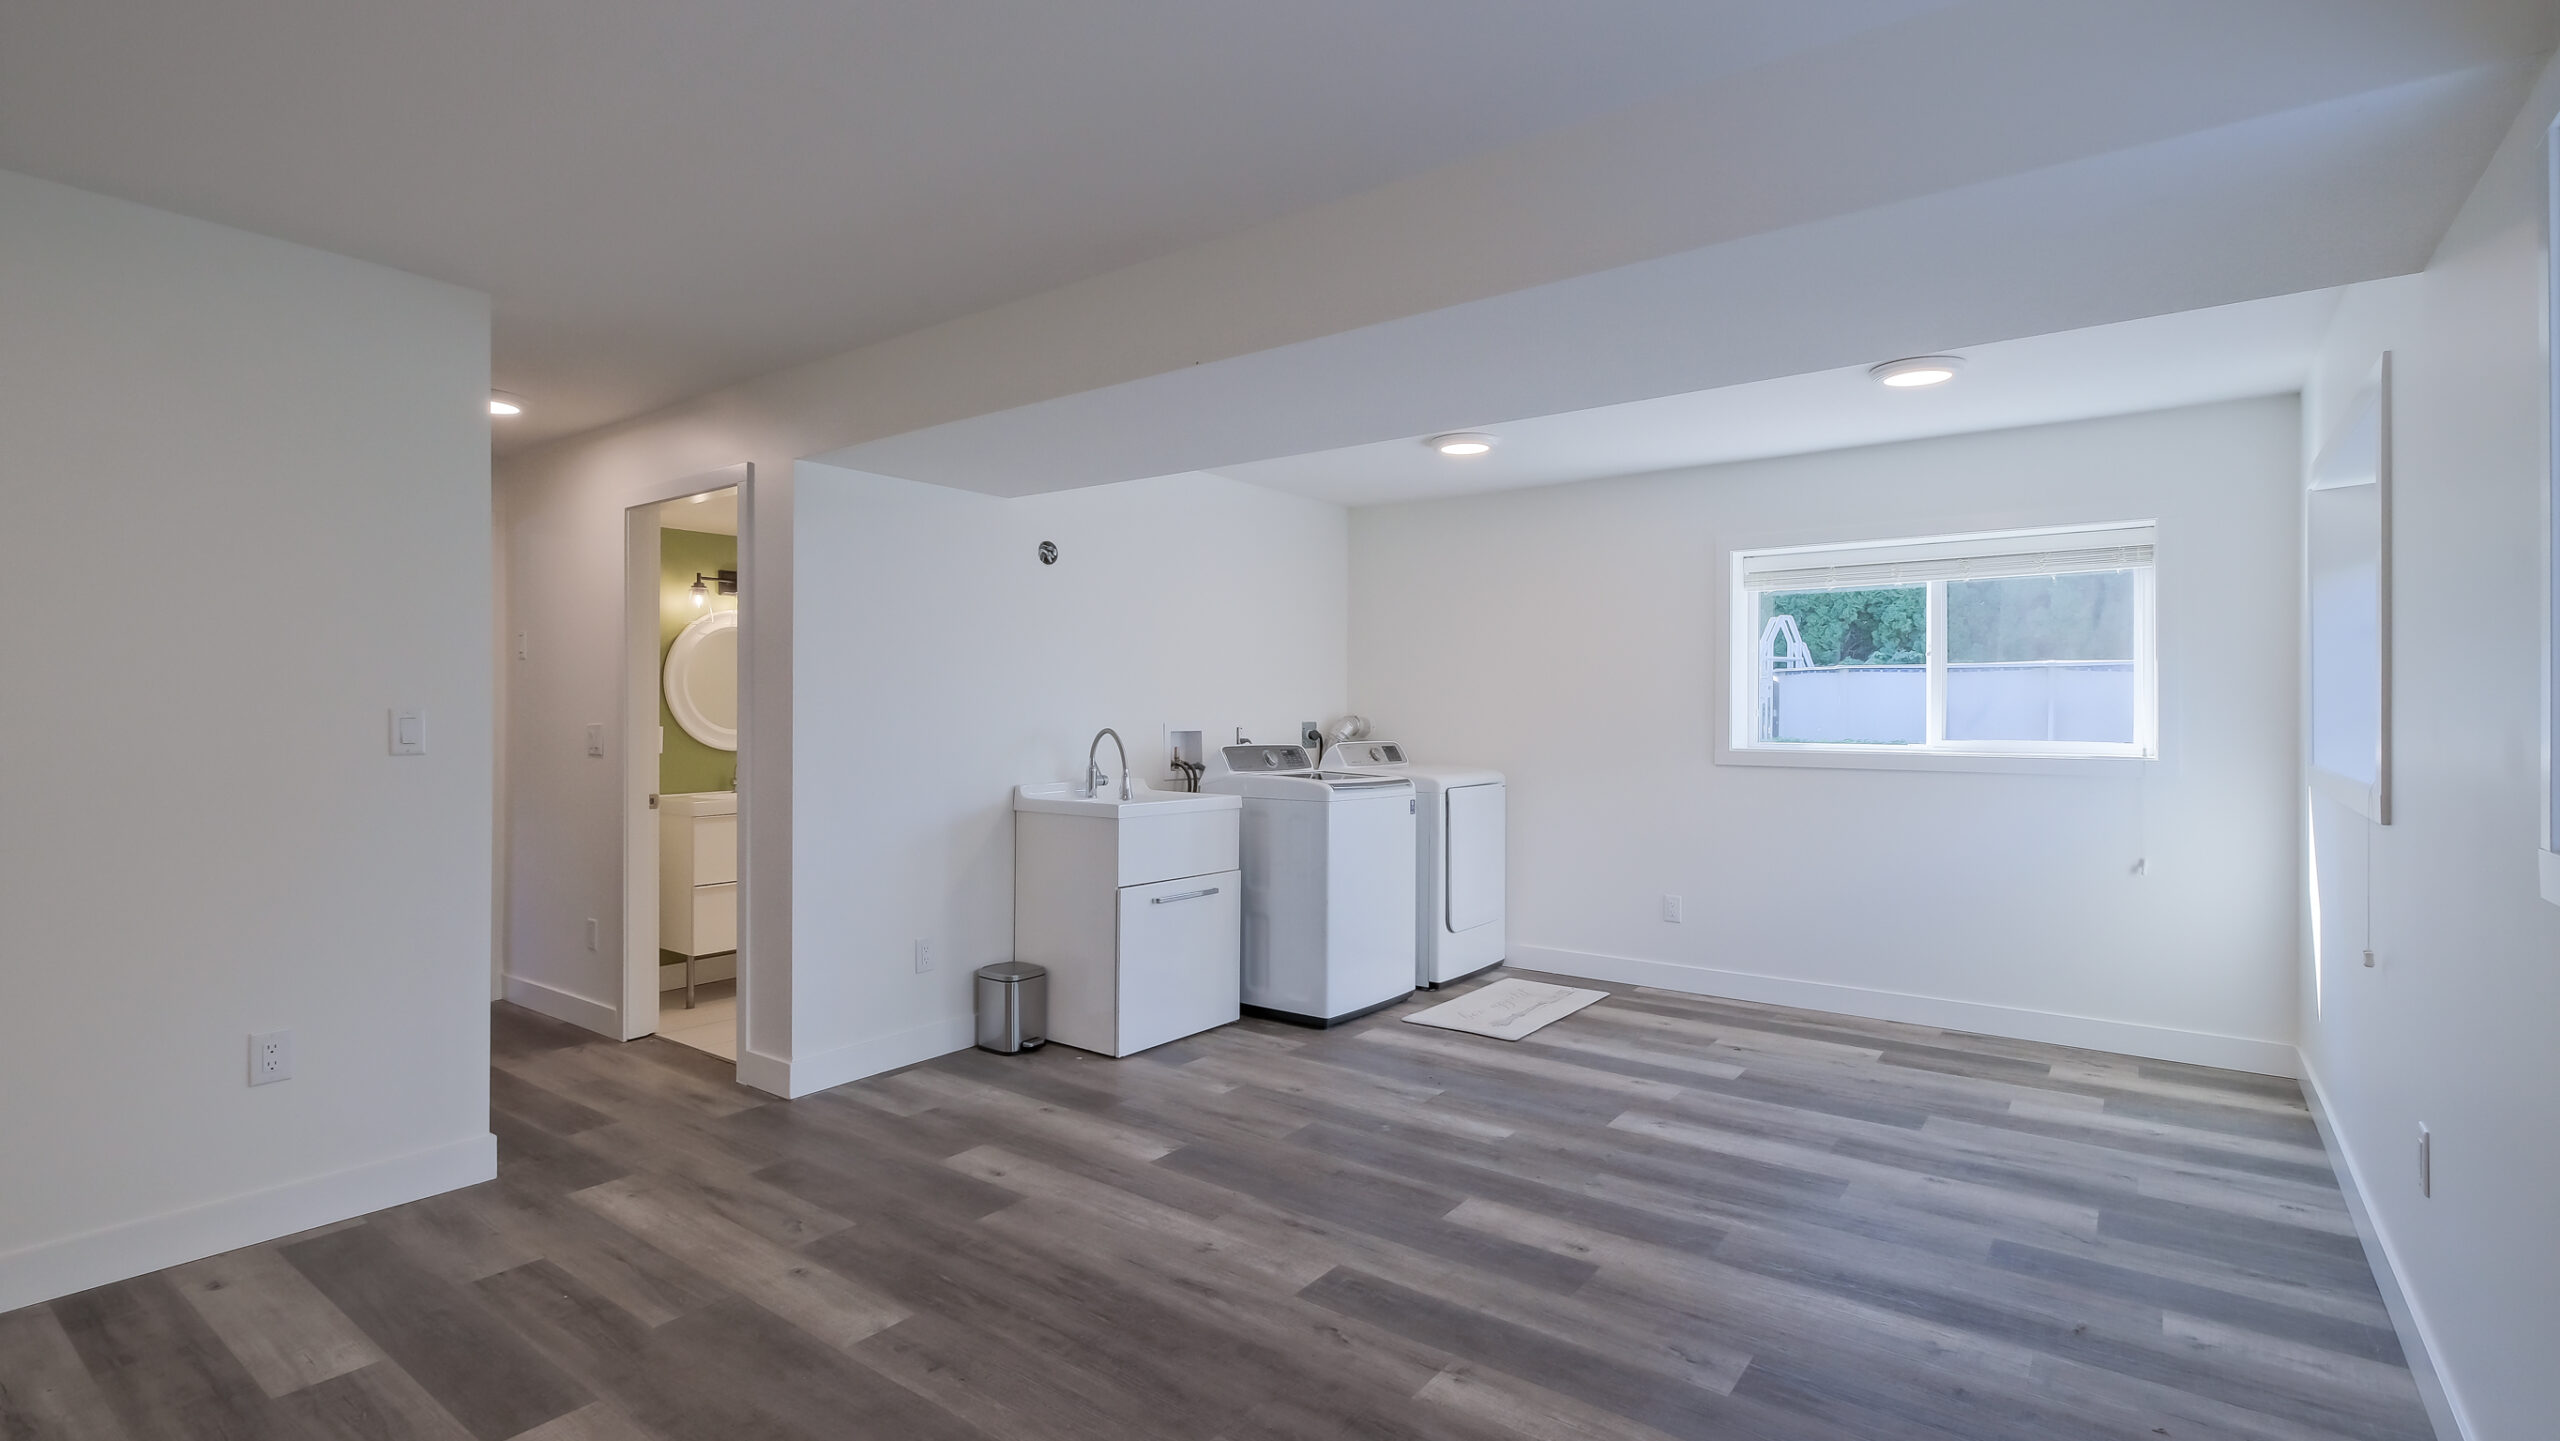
<box><xmin>1013</xmin><ymin>782</ymin><xmax>1241</xmax><ymax>1057</ymax></box>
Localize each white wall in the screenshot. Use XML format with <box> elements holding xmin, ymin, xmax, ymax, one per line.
<box><xmin>0</xmin><ymin>170</ymin><xmax>495</xmax><ymax>1309</ymax></box>
<box><xmin>1351</xmin><ymin>399</ymin><xmax>2303</xmax><ymax>1071</ymax></box>
<box><xmin>784</xmin><ymin>466</ymin><xmax>1346</xmax><ymax>1092</ymax></box>
<box><xmin>2299</xmin><ymin>53</ymin><xmax>2560</xmax><ymax>1441</ymax></box>
<box><xmin>496</xmin><ymin>450</ymin><xmax>778</xmax><ymax>1048</ymax></box>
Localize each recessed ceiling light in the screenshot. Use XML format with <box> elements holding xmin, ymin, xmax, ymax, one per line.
<box><xmin>1427</xmin><ymin>432</ymin><xmax>1498</xmax><ymax>457</ymax></box>
<box><xmin>1870</xmin><ymin>357</ymin><xmax>1963</xmax><ymax>388</ymax></box>
<box><xmin>489</xmin><ymin>391</ymin><xmax>525</xmax><ymax>416</ymax></box>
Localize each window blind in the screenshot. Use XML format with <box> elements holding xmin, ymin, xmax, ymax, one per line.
<box><xmin>1740</xmin><ymin>523</ymin><xmax>2154</xmax><ymax>594</ymax></box>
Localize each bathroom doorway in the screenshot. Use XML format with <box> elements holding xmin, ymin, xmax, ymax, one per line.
<box><xmin>620</xmin><ymin>467</ymin><xmax>750</xmax><ymax>1065</ymax></box>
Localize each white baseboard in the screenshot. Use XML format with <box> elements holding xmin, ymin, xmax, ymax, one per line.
<box><xmin>752</xmin><ymin>1014</ymin><xmax>978</xmax><ymax>1099</ymax></box>
<box><xmin>1510</xmin><ymin>945</ymin><xmax>2296</xmax><ymax>1077</ymax></box>
<box><xmin>0</xmin><ymin>1132</ymin><xmax>495</xmax><ymax>1314</ymax></box>
<box><xmin>503</xmin><ymin>972</ymin><xmax>619</xmax><ymax>1037</ymax></box>
<box><xmin>2296</xmin><ymin>1056</ymin><xmax>2468</xmax><ymax>1441</ymax></box>
<box><xmin>736</xmin><ymin>1046</ymin><xmax>791</xmax><ymax>1099</ymax></box>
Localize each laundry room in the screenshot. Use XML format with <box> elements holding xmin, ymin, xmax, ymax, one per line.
<box><xmin>765</xmin><ymin>360</ymin><xmax>2295</xmax><ymax>1090</ymax></box>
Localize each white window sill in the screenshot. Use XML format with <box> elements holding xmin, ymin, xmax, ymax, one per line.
<box><xmin>1717</xmin><ymin>743</ymin><xmax>2150</xmax><ymax>776</ymax></box>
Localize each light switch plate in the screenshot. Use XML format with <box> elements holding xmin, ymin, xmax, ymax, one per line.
<box><xmin>389</xmin><ymin>708</ymin><xmax>425</xmax><ymax>756</ymax></box>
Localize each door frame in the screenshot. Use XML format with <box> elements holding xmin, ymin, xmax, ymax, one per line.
<box><xmin>621</xmin><ymin>463</ymin><xmax>752</xmax><ymax>1050</ymax></box>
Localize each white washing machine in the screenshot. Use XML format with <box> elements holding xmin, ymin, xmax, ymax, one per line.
<box><xmin>1332</xmin><ymin>740</ymin><xmax>1506</xmax><ymax>988</ymax></box>
<box><xmin>1203</xmin><ymin>743</ymin><xmax>1416</xmax><ymax>1025</ymax></box>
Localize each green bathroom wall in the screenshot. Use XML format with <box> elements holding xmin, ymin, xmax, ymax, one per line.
<box><xmin>660</xmin><ymin>526</ymin><xmax>738</xmax><ymax>796</ymax></box>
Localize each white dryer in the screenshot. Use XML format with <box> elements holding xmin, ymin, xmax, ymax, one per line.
<box><xmin>1202</xmin><ymin>744</ymin><xmax>1416</xmax><ymax>1025</ymax></box>
<box><xmin>1332</xmin><ymin>740</ymin><xmax>1506</xmax><ymax>987</ymax></box>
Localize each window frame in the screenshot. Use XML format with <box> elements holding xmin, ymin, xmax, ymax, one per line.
<box><xmin>1720</xmin><ymin>521</ymin><xmax>2159</xmax><ymax>773</ymax></box>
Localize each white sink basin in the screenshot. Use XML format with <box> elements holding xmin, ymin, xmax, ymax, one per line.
<box><xmin>1015</xmin><ymin>780</ymin><xmax>1240</xmax><ymax>889</ymax></box>
<box><xmin>1013</xmin><ymin>781</ymin><xmax>1240</xmax><ymax>818</ymax></box>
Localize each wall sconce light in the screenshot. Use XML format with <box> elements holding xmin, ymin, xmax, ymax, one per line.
<box><xmin>689</xmin><ymin>570</ymin><xmax>737</xmax><ymax>608</ymax></box>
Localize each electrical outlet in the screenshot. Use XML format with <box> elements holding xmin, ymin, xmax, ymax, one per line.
<box><xmin>248</xmin><ymin>1031</ymin><xmax>293</xmax><ymax>1086</ymax></box>
<box><xmin>515</xmin><ymin>630</ymin><xmax>529</xmax><ymax>661</ymax></box>
<box><xmin>2417</xmin><ymin>1124</ymin><xmax>2432</xmax><ymax>1197</ymax></box>
<box><xmin>1300</xmin><ymin>721</ymin><xmax>1324</xmax><ymax>750</ymax></box>
<box><xmin>586</xmin><ymin>917</ymin><xmax>600</xmax><ymax>952</ymax></box>
<box><xmin>585</xmin><ymin>723</ymin><xmax>605</xmax><ymax>758</ymax></box>
<box><xmin>1662</xmin><ymin>894</ymin><xmax>1684</xmax><ymax>923</ymax></box>
<box><xmin>2362</xmin><ymin>948</ymin><xmax>2376</xmax><ymax>969</ymax></box>
<box><xmin>913</xmin><ymin>938</ymin><xmax>936</xmax><ymax>973</ymax></box>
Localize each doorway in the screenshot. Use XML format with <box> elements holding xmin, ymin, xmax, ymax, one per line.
<box><xmin>621</xmin><ymin>469</ymin><xmax>748</xmax><ymax>1065</ymax></box>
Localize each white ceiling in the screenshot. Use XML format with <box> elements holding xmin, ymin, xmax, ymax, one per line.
<box><xmin>1211</xmin><ymin>289</ymin><xmax>2348</xmax><ymax>506</ymax></box>
<box><xmin>0</xmin><ymin>0</ymin><xmax>1959</xmax><ymax>451</ymax></box>
<box><xmin>4</xmin><ymin>4</ymin><xmax>2549</xmax><ymax>460</ymax></box>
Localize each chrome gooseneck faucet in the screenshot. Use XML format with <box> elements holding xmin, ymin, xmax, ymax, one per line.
<box><xmin>1087</xmin><ymin>728</ymin><xmax>1130</xmax><ymax>801</ymax></box>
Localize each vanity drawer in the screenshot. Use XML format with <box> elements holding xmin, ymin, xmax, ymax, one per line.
<box><xmin>688</xmin><ymin>882</ymin><xmax>737</xmax><ymax>956</ymax></box>
<box><xmin>691</xmin><ymin>814</ymin><xmax>738</xmax><ymax>885</ymax></box>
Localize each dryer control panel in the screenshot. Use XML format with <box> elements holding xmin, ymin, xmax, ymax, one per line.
<box><xmin>1338</xmin><ymin>741</ymin><xmax>1405</xmax><ymax>766</ymax></box>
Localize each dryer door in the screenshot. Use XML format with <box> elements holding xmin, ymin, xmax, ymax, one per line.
<box><xmin>1443</xmin><ymin>783</ymin><xmax>1505</xmax><ymax>933</ymax></box>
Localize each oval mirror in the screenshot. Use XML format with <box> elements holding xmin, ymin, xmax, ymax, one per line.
<box><xmin>665</xmin><ymin>609</ymin><xmax>739</xmax><ymax>751</ymax></box>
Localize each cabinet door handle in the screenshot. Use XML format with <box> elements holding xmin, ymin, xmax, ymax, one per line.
<box><xmin>1150</xmin><ymin>887</ymin><xmax>1221</xmax><ymax>905</ymax></box>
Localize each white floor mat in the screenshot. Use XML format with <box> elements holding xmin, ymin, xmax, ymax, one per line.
<box><xmin>1402</xmin><ymin>978</ymin><xmax>1607</xmax><ymax>1041</ymax></box>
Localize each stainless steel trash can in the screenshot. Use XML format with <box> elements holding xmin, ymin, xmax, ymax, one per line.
<box><xmin>974</xmin><ymin>961</ymin><xmax>1048</xmax><ymax>1053</ymax></box>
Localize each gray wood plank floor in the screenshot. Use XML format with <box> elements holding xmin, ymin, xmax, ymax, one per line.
<box><xmin>0</xmin><ymin>969</ymin><xmax>2430</xmax><ymax>1441</ymax></box>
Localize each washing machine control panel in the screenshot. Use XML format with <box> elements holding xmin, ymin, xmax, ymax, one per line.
<box><xmin>1221</xmin><ymin>744</ymin><xmax>1313</xmax><ymax>772</ymax></box>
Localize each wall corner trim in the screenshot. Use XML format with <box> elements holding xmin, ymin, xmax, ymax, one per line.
<box><xmin>2296</xmin><ymin>1054</ymin><xmax>2470</xmax><ymax>1441</ymax></box>
<box><xmin>762</xmin><ymin>1015</ymin><xmax>978</xmax><ymax>1099</ymax></box>
<box><xmin>735</xmin><ymin>1047</ymin><xmax>792</xmax><ymax>1099</ymax></box>
<box><xmin>0</xmin><ymin>1132</ymin><xmax>496</xmax><ymax>1314</ymax></box>
<box><xmin>2536</xmin><ymin>849</ymin><xmax>2560</xmax><ymax>906</ymax></box>
<box><xmin>1511</xmin><ymin>945</ymin><xmax>2298</xmax><ymax>1076</ymax></box>
<box><xmin>503</xmin><ymin>973</ymin><xmax>619</xmax><ymax>1037</ymax></box>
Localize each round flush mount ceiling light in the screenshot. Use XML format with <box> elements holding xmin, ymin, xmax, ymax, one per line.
<box><xmin>1427</xmin><ymin>432</ymin><xmax>1498</xmax><ymax>457</ymax></box>
<box><xmin>488</xmin><ymin>391</ymin><xmax>525</xmax><ymax>416</ymax></box>
<box><xmin>1870</xmin><ymin>356</ymin><xmax>1964</xmax><ymax>389</ymax></box>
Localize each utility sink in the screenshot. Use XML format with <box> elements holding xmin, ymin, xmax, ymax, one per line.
<box><xmin>1013</xmin><ymin>781</ymin><xmax>1239</xmax><ymax>886</ymax></box>
<box><xmin>1014</xmin><ymin>778</ymin><xmax>1243</xmax><ymax>1057</ymax></box>
<box><xmin>1012</xmin><ymin>780</ymin><xmax>1237</xmax><ymax>818</ymax></box>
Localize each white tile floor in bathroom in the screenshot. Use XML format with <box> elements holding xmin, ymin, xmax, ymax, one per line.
<box><xmin>657</xmin><ymin>977</ymin><xmax>736</xmax><ymax>1060</ymax></box>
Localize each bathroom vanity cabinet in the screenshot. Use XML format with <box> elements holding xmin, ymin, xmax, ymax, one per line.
<box><xmin>660</xmin><ymin>791</ymin><xmax>738</xmax><ymax>967</ymax></box>
<box><xmin>1013</xmin><ymin>783</ymin><xmax>1241</xmax><ymax>1057</ymax></box>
